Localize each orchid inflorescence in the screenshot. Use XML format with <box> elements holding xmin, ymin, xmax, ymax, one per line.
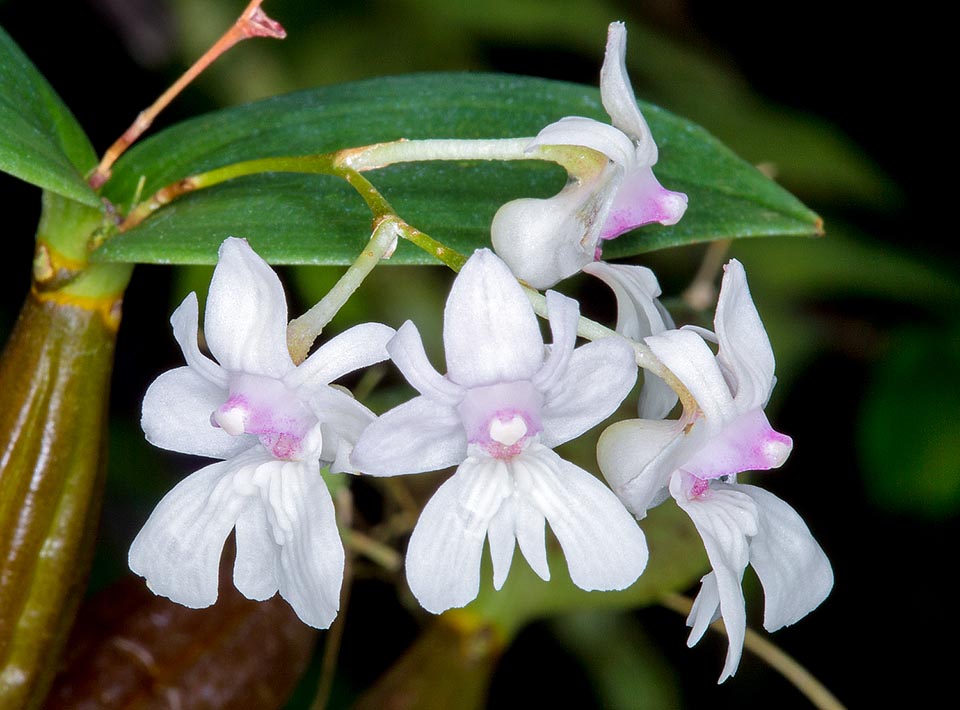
<box><xmin>129</xmin><ymin>22</ymin><xmax>832</xmax><ymax>683</ymax></box>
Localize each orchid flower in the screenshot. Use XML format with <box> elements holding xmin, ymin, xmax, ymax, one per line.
<box><xmin>129</xmin><ymin>237</ymin><xmax>394</xmax><ymax>629</ymax></box>
<box><xmin>583</xmin><ymin>260</ymin><xmax>678</xmax><ymax>419</ymax></box>
<box><xmin>597</xmin><ymin>259</ymin><xmax>832</xmax><ymax>681</ymax></box>
<box><xmin>350</xmin><ymin>249</ymin><xmax>647</xmax><ymax>614</ymax></box>
<box><xmin>491</xmin><ymin>21</ymin><xmax>688</xmax><ymax>289</ymax></box>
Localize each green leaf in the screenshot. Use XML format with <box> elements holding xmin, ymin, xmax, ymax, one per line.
<box><xmin>94</xmin><ymin>73</ymin><xmax>820</xmax><ymax>265</ymax></box>
<box><xmin>0</xmin><ymin>25</ymin><xmax>99</xmax><ymax>207</ymax></box>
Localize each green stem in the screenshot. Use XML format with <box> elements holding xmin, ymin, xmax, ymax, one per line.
<box><xmin>286</xmin><ymin>217</ymin><xmax>400</xmax><ymax>363</ymax></box>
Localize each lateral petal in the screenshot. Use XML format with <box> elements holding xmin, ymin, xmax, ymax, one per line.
<box><xmin>286</xmin><ymin>322</ymin><xmax>394</xmax><ymax>388</ymax></box>
<box><xmin>384</xmin><ymin>321</ymin><xmax>464</xmax><ymax>405</ymax></box>
<box><xmin>540</xmin><ymin>337</ymin><xmax>637</xmax><ymax>447</ymax></box>
<box><xmin>170</xmin><ymin>292</ymin><xmax>227</xmax><ymax>388</ymax></box>
<box><xmin>443</xmin><ymin>249</ymin><xmax>544</xmax><ymax>386</ymax></box>
<box><xmin>739</xmin><ymin>484</ymin><xmax>834</xmax><ymax>632</ymax></box>
<box><xmin>531</xmin><ymin>290</ymin><xmax>580</xmax><ymax>392</ymax></box>
<box><xmin>204</xmin><ymin>237</ymin><xmax>293</xmax><ymax>378</ymax></box>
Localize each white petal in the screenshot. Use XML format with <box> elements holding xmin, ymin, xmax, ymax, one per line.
<box><xmin>129</xmin><ymin>451</ymin><xmax>261</xmax><ymax>608</ymax></box>
<box><xmin>516</xmin><ymin>446</ymin><xmax>648</xmax><ymax>591</ymax></box>
<box><xmin>540</xmin><ymin>337</ymin><xmax>637</xmax><ymax>447</ymax></box>
<box><xmin>443</xmin><ymin>249</ymin><xmax>545</xmax><ymax>386</ymax></box>
<box><xmin>673</xmin><ymin>477</ymin><xmax>759</xmax><ymax>682</ymax></box>
<box><xmin>601</xmin><ymin>165</ymin><xmax>688</xmax><ymax>235</ymax></box>
<box><xmin>304</xmin><ymin>386</ymin><xmax>376</xmax><ymax>472</ymax></box>
<box><xmin>350</xmin><ymin>396</ymin><xmax>466</xmax><ymax>476</ymax></box>
<box><xmin>267</xmin><ymin>461</ymin><xmax>344</xmax><ymax>629</ymax></box>
<box><xmin>286</xmin><ymin>322</ymin><xmax>394</xmax><ymax>388</ymax></box>
<box><xmin>646</xmin><ymin>328</ymin><xmax>738</xmax><ymax>428</ymax></box>
<box><xmin>686</xmin><ymin>571</ymin><xmax>722</xmax><ymax>645</ymax></box>
<box><xmin>384</xmin><ymin>321</ymin><xmax>463</xmax><ymax>405</ymax></box>
<box><xmin>739</xmin><ymin>484</ymin><xmax>834</xmax><ymax>632</ymax></box>
<box><xmin>233</xmin><ymin>500</ymin><xmax>280</xmax><ymax>601</ymax></box>
<box><xmin>715</xmin><ymin>260</ymin><xmax>776</xmax><ymax>411</ymax></box>
<box><xmin>405</xmin><ymin>458</ymin><xmax>512</xmax><ymax>613</ymax></box>
<box><xmin>600</xmin><ymin>22</ymin><xmax>658</xmax><ymax>165</ymax></box>
<box><xmin>487</xmin><ymin>500</ymin><xmax>517</xmax><ymax>590</ymax></box>
<box><xmin>583</xmin><ymin>261</ymin><xmax>678</xmax><ymax>419</ymax></box>
<box><xmin>491</xmin><ymin>166</ymin><xmax>619</xmax><ymax>290</ymax></box>
<box><xmin>596</xmin><ymin>418</ymin><xmax>687</xmax><ymax>517</ymax></box>
<box><xmin>142</xmin><ymin>366</ymin><xmax>253</xmax><ymax>459</ymax></box>
<box><xmin>531</xmin><ymin>116</ymin><xmax>637</xmax><ymax>168</ymax></box>
<box><xmin>514</xmin><ymin>498</ymin><xmax>550</xmax><ymax>581</ymax></box>
<box><xmin>204</xmin><ymin>237</ymin><xmax>293</xmax><ymax>377</ymax></box>
<box><xmin>170</xmin><ymin>292</ymin><xmax>227</xmax><ymax>388</ymax></box>
<box><xmin>531</xmin><ymin>290</ymin><xmax>580</xmax><ymax>392</ymax></box>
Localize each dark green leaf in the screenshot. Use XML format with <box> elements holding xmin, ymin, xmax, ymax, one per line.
<box><xmin>93</xmin><ymin>73</ymin><xmax>820</xmax><ymax>265</ymax></box>
<box><xmin>0</xmin><ymin>25</ymin><xmax>99</xmax><ymax>207</ymax></box>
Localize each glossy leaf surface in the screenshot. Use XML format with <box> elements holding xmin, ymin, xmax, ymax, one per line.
<box><xmin>94</xmin><ymin>73</ymin><xmax>821</xmax><ymax>265</ymax></box>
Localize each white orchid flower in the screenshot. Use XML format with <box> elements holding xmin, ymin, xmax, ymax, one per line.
<box><xmin>491</xmin><ymin>21</ymin><xmax>688</xmax><ymax>289</ymax></box>
<box><xmin>129</xmin><ymin>237</ymin><xmax>394</xmax><ymax>629</ymax></box>
<box><xmin>597</xmin><ymin>259</ymin><xmax>832</xmax><ymax>681</ymax></box>
<box><xmin>351</xmin><ymin>249</ymin><xmax>648</xmax><ymax>614</ymax></box>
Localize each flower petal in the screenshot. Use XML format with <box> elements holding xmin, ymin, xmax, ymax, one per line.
<box><xmin>531</xmin><ymin>116</ymin><xmax>637</xmax><ymax>168</ymax></box>
<box><xmin>715</xmin><ymin>260</ymin><xmax>776</xmax><ymax>411</ymax></box>
<box><xmin>350</xmin><ymin>395</ymin><xmax>466</xmax><ymax>476</ymax></box>
<box><xmin>583</xmin><ymin>261</ymin><xmax>678</xmax><ymax>419</ymax></box>
<box><xmin>443</xmin><ymin>249</ymin><xmax>545</xmax><ymax>385</ymax></box>
<box><xmin>487</xmin><ymin>500</ymin><xmax>517</xmax><ymax>590</ymax></box>
<box><xmin>383</xmin><ymin>321</ymin><xmax>464</xmax><ymax>405</ymax></box>
<box><xmin>599</xmin><ymin>21</ymin><xmax>658</xmax><ymax>165</ymax></box>
<box><xmin>405</xmin><ymin>458</ymin><xmax>512</xmax><ymax>613</ymax></box>
<box><xmin>600</xmin><ymin>165</ymin><xmax>688</xmax><ymax>236</ymax></box>
<box><xmin>265</xmin><ymin>460</ymin><xmax>344</xmax><ymax>629</ymax></box>
<box><xmin>233</xmin><ymin>500</ymin><xmax>280</xmax><ymax>601</ymax></box>
<box><xmin>204</xmin><ymin>237</ymin><xmax>293</xmax><ymax>377</ymax></box>
<box><xmin>739</xmin><ymin>484</ymin><xmax>834</xmax><ymax>632</ymax></box>
<box><xmin>304</xmin><ymin>386</ymin><xmax>375</xmax><ymax>473</ymax></box>
<box><xmin>516</xmin><ymin>446</ymin><xmax>648</xmax><ymax>591</ymax></box>
<box><xmin>686</xmin><ymin>571</ymin><xmax>722</xmax><ymax>645</ymax></box>
<box><xmin>540</xmin><ymin>337</ymin><xmax>637</xmax><ymax>447</ymax></box>
<box><xmin>646</xmin><ymin>328</ymin><xmax>738</xmax><ymax>427</ymax></box>
<box><xmin>672</xmin><ymin>477</ymin><xmax>759</xmax><ymax>682</ymax></box>
<box><xmin>596</xmin><ymin>417</ymin><xmax>686</xmax><ymax>517</ymax></box>
<box><xmin>170</xmin><ymin>292</ymin><xmax>227</xmax><ymax>388</ymax></box>
<box><xmin>531</xmin><ymin>290</ymin><xmax>580</xmax><ymax>392</ymax></box>
<box><xmin>514</xmin><ymin>497</ymin><xmax>550</xmax><ymax>582</ymax></box>
<box><xmin>142</xmin><ymin>366</ymin><xmax>253</xmax><ymax>459</ymax></box>
<box><xmin>129</xmin><ymin>452</ymin><xmax>260</xmax><ymax>608</ymax></box>
<box><xmin>286</xmin><ymin>322</ymin><xmax>394</xmax><ymax>388</ymax></box>
<box><xmin>680</xmin><ymin>408</ymin><xmax>793</xmax><ymax>481</ymax></box>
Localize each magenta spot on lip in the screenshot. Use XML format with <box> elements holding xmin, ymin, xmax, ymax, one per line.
<box><xmin>689</xmin><ymin>477</ymin><xmax>710</xmax><ymax>498</ymax></box>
